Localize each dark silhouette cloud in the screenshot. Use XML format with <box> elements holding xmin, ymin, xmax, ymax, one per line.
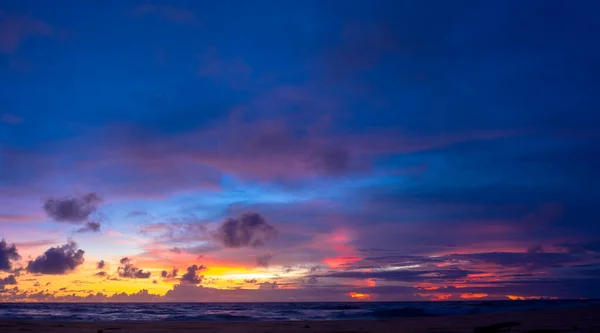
<box><xmin>244</xmin><ymin>278</ymin><xmax>257</xmax><ymax>284</ymax></box>
<box><xmin>0</xmin><ymin>275</ymin><xmax>17</xmax><ymax>286</ymax></box>
<box><xmin>26</xmin><ymin>241</ymin><xmax>85</xmax><ymax>274</ymax></box>
<box><xmin>214</xmin><ymin>212</ymin><xmax>277</xmax><ymax>248</ymax></box>
<box><xmin>306</xmin><ymin>276</ymin><xmax>318</xmax><ymax>284</ymax></box>
<box><xmin>169</xmin><ymin>247</ymin><xmax>182</xmax><ymax>254</ymax></box>
<box><xmin>161</xmin><ymin>268</ymin><xmax>178</xmax><ymax>278</ymax></box>
<box><xmin>256</xmin><ymin>253</ymin><xmax>273</xmax><ymax>267</ymax></box>
<box><xmin>180</xmin><ymin>264</ymin><xmax>205</xmax><ymax>284</ymax></box>
<box><xmin>258</xmin><ymin>281</ymin><xmax>278</xmax><ymax>290</ymax></box>
<box><xmin>94</xmin><ymin>271</ymin><xmax>107</xmax><ymax>277</ymax></box>
<box><xmin>96</xmin><ymin>260</ymin><xmax>106</xmax><ymax>269</ymax></box>
<box><xmin>117</xmin><ymin>258</ymin><xmax>151</xmax><ymax>279</ymax></box>
<box><xmin>43</xmin><ymin>192</ymin><xmax>101</xmax><ymax>223</ymax></box>
<box><xmin>556</xmin><ymin>241</ymin><xmax>600</xmax><ymax>254</ymax></box>
<box><xmin>527</xmin><ymin>244</ymin><xmax>544</xmax><ymax>253</ymax></box>
<box><xmin>75</xmin><ymin>221</ymin><xmax>101</xmax><ymax>233</ymax></box>
<box><xmin>320</xmin><ymin>268</ymin><xmax>477</xmax><ymax>282</ymax></box>
<box><xmin>449</xmin><ymin>252</ymin><xmax>585</xmax><ymax>270</ymax></box>
<box><xmin>0</xmin><ymin>239</ymin><xmax>20</xmax><ymax>271</ymax></box>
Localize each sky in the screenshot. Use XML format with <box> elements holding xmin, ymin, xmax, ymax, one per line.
<box><xmin>1</xmin><ymin>0</ymin><xmax>599</xmax><ymax>302</ymax></box>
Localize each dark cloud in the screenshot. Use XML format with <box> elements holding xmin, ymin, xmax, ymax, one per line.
<box><xmin>161</xmin><ymin>268</ymin><xmax>178</xmax><ymax>278</ymax></box>
<box><xmin>43</xmin><ymin>192</ymin><xmax>101</xmax><ymax>223</ymax></box>
<box><xmin>244</xmin><ymin>278</ymin><xmax>257</xmax><ymax>284</ymax></box>
<box><xmin>258</xmin><ymin>281</ymin><xmax>278</xmax><ymax>290</ymax></box>
<box><xmin>0</xmin><ymin>275</ymin><xmax>17</xmax><ymax>286</ymax></box>
<box><xmin>26</xmin><ymin>241</ymin><xmax>85</xmax><ymax>274</ymax></box>
<box><xmin>180</xmin><ymin>264</ymin><xmax>205</xmax><ymax>284</ymax></box>
<box><xmin>214</xmin><ymin>212</ymin><xmax>277</xmax><ymax>248</ymax></box>
<box><xmin>309</xmin><ymin>266</ymin><xmax>321</xmax><ymax>273</ymax></box>
<box><xmin>256</xmin><ymin>253</ymin><xmax>273</xmax><ymax>267</ymax></box>
<box><xmin>94</xmin><ymin>271</ymin><xmax>107</xmax><ymax>277</ymax></box>
<box><xmin>320</xmin><ymin>268</ymin><xmax>477</xmax><ymax>282</ymax></box>
<box><xmin>449</xmin><ymin>252</ymin><xmax>586</xmax><ymax>270</ymax></box>
<box><xmin>556</xmin><ymin>241</ymin><xmax>600</xmax><ymax>254</ymax></box>
<box><xmin>0</xmin><ymin>239</ymin><xmax>20</xmax><ymax>271</ymax></box>
<box><xmin>282</xmin><ymin>266</ymin><xmax>295</xmax><ymax>274</ymax></box>
<box><xmin>126</xmin><ymin>210</ymin><xmax>147</xmax><ymax>218</ymax></box>
<box><xmin>527</xmin><ymin>244</ymin><xmax>545</xmax><ymax>253</ymax></box>
<box><xmin>117</xmin><ymin>258</ymin><xmax>151</xmax><ymax>279</ymax></box>
<box><xmin>96</xmin><ymin>260</ymin><xmax>106</xmax><ymax>269</ymax></box>
<box><xmin>305</xmin><ymin>276</ymin><xmax>318</xmax><ymax>285</ymax></box>
<box><xmin>169</xmin><ymin>247</ymin><xmax>182</xmax><ymax>254</ymax></box>
<box><xmin>75</xmin><ymin>221</ymin><xmax>101</xmax><ymax>233</ymax></box>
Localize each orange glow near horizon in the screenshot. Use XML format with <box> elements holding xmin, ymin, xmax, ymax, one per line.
<box><xmin>418</xmin><ymin>293</ymin><xmax>452</xmax><ymax>301</ymax></box>
<box><xmin>349</xmin><ymin>292</ymin><xmax>371</xmax><ymax>300</ymax></box>
<box><xmin>460</xmin><ymin>293</ymin><xmax>488</xmax><ymax>299</ymax></box>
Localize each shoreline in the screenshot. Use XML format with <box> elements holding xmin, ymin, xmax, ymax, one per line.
<box><xmin>1</xmin><ymin>305</ymin><xmax>599</xmax><ymax>332</ymax></box>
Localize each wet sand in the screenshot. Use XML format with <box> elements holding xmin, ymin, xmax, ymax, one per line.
<box><xmin>0</xmin><ymin>304</ymin><xmax>599</xmax><ymax>333</ymax></box>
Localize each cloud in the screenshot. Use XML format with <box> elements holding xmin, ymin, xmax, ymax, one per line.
<box><xmin>161</xmin><ymin>268</ymin><xmax>178</xmax><ymax>278</ymax></box>
<box><xmin>96</xmin><ymin>260</ymin><xmax>106</xmax><ymax>269</ymax></box>
<box><xmin>26</xmin><ymin>241</ymin><xmax>85</xmax><ymax>275</ymax></box>
<box><xmin>169</xmin><ymin>247</ymin><xmax>182</xmax><ymax>254</ymax></box>
<box><xmin>0</xmin><ymin>275</ymin><xmax>17</xmax><ymax>286</ymax></box>
<box><xmin>258</xmin><ymin>281</ymin><xmax>278</xmax><ymax>290</ymax></box>
<box><xmin>93</xmin><ymin>271</ymin><xmax>107</xmax><ymax>277</ymax></box>
<box><xmin>140</xmin><ymin>222</ymin><xmax>208</xmax><ymax>243</ymax></box>
<box><xmin>117</xmin><ymin>258</ymin><xmax>151</xmax><ymax>279</ymax></box>
<box><xmin>256</xmin><ymin>253</ymin><xmax>273</xmax><ymax>268</ymax></box>
<box><xmin>180</xmin><ymin>265</ymin><xmax>205</xmax><ymax>285</ymax></box>
<box><xmin>306</xmin><ymin>276</ymin><xmax>318</xmax><ymax>284</ymax></box>
<box><xmin>126</xmin><ymin>210</ymin><xmax>147</xmax><ymax>218</ymax></box>
<box><xmin>319</xmin><ymin>268</ymin><xmax>477</xmax><ymax>282</ymax></box>
<box><xmin>556</xmin><ymin>241</ymin><xmax>600</xmax><ymax>254</ymax></box>
<box><xmin>43</xmin><ymin>192</ymin><xmax>101</xmax><ymax>223</ymax></box>
<box><xmin>0</xmin><ymin>239</ymin><xmax>20</xmax><ymax>271</ymax></box>
<box><xmin>244</xmin><ymin>279</ymin><xmax>257</xmax><ymax>284</ymax></box>
<box><xmin>449</xmin><ymin>252</ymin><xmax>585</xmax><ymax>270</ymax></box>
<box><xmin>75</xmin><ymin>221</ymin><xmax>101</xmax><ymax>233</ymax></box>
<box><xmin>214</xmin><ymin>212</ymin><xmax>277</xmax><ymax>248</ymax></box>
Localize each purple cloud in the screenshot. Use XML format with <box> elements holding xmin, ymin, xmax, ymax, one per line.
<box><xmin>180</xmin><ymin>264</ymin><xmax>205</xmax><ymax>285</ymax></box>
<box><xmin>117</xmin><ymin>257</ymin><xmax>151</xmax><ymax>279</ymax></box>
<box><xmin>0</xmin><ymin>239</ymin><xmax>20</xmax><ymax>271</ymax></box>
<box><xmin>214</xmin><ymin>212</ymin><xmax>277</xmax><ymax>248</ymax></box>
<box><xmin>26</xmin><ymin>241</ymin><xmax>85</xmax><ymax>275</ymax></box>
<box><xmin>43</xmin><ymin>192</ymin><xmax>101</xmax><ymax>223</ymax></box>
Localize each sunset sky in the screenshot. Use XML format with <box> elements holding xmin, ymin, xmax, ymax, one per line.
<box><xmin>1</xmin><ymin>0</ymin><xmax>599</xmax><ymax>302</ymax></box>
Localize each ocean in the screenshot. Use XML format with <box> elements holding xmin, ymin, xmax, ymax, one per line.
<box><xmin>0</xmin><ymin>300</ymin><xmax>597</xmax><ymax>321</ymax></box>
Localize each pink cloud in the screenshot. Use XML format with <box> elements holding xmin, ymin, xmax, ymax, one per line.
<box><xmin>0</xmin><ymin>14</ymin><xmax>53</xmax><ymax>54</ymax></box>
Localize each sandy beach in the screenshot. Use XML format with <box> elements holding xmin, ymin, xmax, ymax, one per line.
<box><xmin>0</xmin><ymin>304</ymin><xmax>598</xmax><ymax>333</ymax></box>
